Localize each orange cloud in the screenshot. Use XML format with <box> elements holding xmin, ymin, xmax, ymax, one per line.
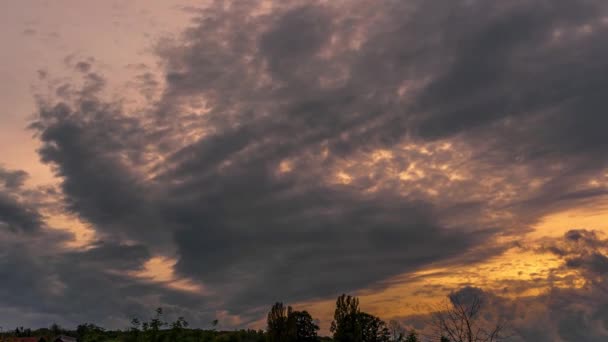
<box><xmin>131</xmin><ymin>256</ymin><xmax>210</xmax><ymax>294</ymax></box>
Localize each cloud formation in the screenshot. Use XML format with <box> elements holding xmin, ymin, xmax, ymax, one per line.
<box><xmin>397</xmin><ymin>230</ymin><xmax>608</xmax><ymax>341</ymax></box>
<box><xmin>3</xmin><ymin>0</ymin><xmax>608</xmax><ymax>337</ymax></box>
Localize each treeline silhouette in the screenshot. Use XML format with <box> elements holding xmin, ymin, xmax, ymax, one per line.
<box><xmin>1</xmin><ymin>292</ymin><xmax>505</xmax><ymax>342</ymax></box>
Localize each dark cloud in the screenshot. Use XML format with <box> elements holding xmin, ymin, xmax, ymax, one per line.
<box><xmin>507</xmin><ymin>230</ymin><xmax>608</xmax><ymax>340</ymax></box>
<box><xmin>543</xmin><ymin>229</ymin><xmax>608</xmax><ymax>276</ymax></box>
<box><xmin>0</xmin><ymin>181</ymin><xmax>209</xmax><ymax>328</ymax></box>
<box><xmin>32</xmin><ymin>95</ymin><xmax>170</xmax><ymax>245</ymax></box>
<box><xmin>64</xmin><ymin>240</ymin><xmax>150</xmax><ymax>271</ymax></box>
<box><xmin>7</xmin><ymin>0</ymin><xmax>608</xmax><ymax>335</ymax></box>
<box><xmin>477</xmin><ymin>285</ymin><xmax>608</xmax><ymax>342</ymax></box>
<box><xmin>0</xmin><ymin>233</ymin><xmax>208</xmax><ymax>329</ymax></box>
<box><xmin>565</xmin><ymin>252</ymin><xmax>608</xmax><ymax>274</ymax></box>
<box><xmin>31</xmin><ymin>58</ymin><xmax>475</xmax><ymax>326</ymax></box>
<box><xmin>0</xmin><ymin>167</ymin><xmax>28</xmax><ymax>189</ymax></box>
<box><xmin>75</xmin><ymin>61</ymin><xmax>92</xmax><ymax>73</ymax></box>
<box><xmin>0</xmin><ymin>192</ymin><xmax>43</xmax><ymax>233</ymax></box>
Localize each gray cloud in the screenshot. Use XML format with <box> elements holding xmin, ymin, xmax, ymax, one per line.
<box><xmin>542</xmin><ymin>229</ymin><xmax>608</xmax><ymax>277</ymax></box>
<box><xmin>6</xmin><ymin>0</ymin><xmax>608</xmax><ymax>335</ymax></box>
<box><xmin>0</xmin><ymin>195</ymin><xmax>40</xmax><ymax>233</ymax></box>
<box><xmin>493</xmin><ymin>230</ymin><xmax>608</xmax><ymax>341</ymax></box>
<box><xmin>0</xmin><ymin>167</ymin><xmax>28</xmax><ymax>189</ymax></box>
<box><xmin>0</xmin><ymin>199</ymin><xmax>210</xmax><ymax>329</ymax></box>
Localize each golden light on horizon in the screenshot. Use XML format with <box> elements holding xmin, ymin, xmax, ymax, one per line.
<box><xmin>530</xmin><ymin>200</ymin><xmax>608</xmax><ymax>239</ymax></box>
<box><xmin>292</xmin><ymin>203</ymin><xmax>605</xmax><ymax>332</ymax></box>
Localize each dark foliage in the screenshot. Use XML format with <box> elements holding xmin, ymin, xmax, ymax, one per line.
<box><xmin>287</xmin><ymin>311</ymin><xmax>319</xmax><ymax>342</ymax></box>
<box><xmin>0</xmin><ymin>291</ymin><xmax>508</xmax><ymax>342</ymax></box>
<box><xmin>267</xmin><ymin>302</ymin><xmax>319</xmax><ymax>342</ymax></box>
<box><xmin>330</xmin><ymin>295</ymin><xmax>389</xmax><ymax>342</ymax></box>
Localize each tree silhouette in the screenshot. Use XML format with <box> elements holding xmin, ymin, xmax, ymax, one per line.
<box><xmin>14</xmin><ymin>327</ymin><xmax>33</xmax><ymax>337</ymax></box>
<box><xmin>432</xmin><ymin>289</ymin><xmax>505</xmax><ymax>342</ymax></box>
<box><xmin>331</xmin><ymin>294</ymin><xmax>390</xmax><ymax>342</ymax></box>
<box><xmin>267</xmin><ymin>302</ymin><xmax>319</xmax><ymax>342</ymax></box>
<box><xmin>127</xmin><ymin>318</ymin><xmax>141</xmax><ymax>342</ymax></box>
<box><xmin>404</xmin><ymin>330</ymin><xmax>419</xmax><ymax>342</ymax></box>
<box><xmin>357</xmin><ymin>312</ymin><xmax>390</xmax><ymax>342</ymax></box>
<box><xmin>287</xmin><ymin>310</ymin><xmax>319</xmax><ymax>342</ymax></box>
<box><xmin>169</xmin><ymin>316</ymin><xmax>188</xmax><ymax>342</ymax></box>
<box><xmin>267</xmin><ymin>302</ymin><xmax>290</xmax><ymax>342</ymax></box>
<box><xmin>76</xmin><ymin>323</ymin><xmax>105</xmax><ymax>342</ymax></box>
<box><xmin>128</xmin><ymin>307</ymin><xmax>168</xmax><ymax>342</ymax></box>
<box><xmin>330</xmin><ymin>294</ymin><xmax>360</xmax><ymax>342</ymax></box>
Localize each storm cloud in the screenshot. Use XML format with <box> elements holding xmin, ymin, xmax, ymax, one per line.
<box><xmin>2</xmin><ymin>0</ymin><xmax>608</xmax><ymax>337</ymax></box>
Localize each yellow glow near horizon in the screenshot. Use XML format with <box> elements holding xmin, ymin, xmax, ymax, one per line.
<box><xmin>529</xmin><ymin>201</ymin><xmax>608</xmax><ymax>239</ymax></box>
<box><xmin>291</xmin><ymin>202</ymin><xmax>607</xmax><ymax>333</ymax></box>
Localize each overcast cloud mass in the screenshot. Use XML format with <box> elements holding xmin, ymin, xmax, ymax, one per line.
<box><xmin>2</xmin><ymin>0</ymin><xmax>608</xmax><ymax>340</ymax></box>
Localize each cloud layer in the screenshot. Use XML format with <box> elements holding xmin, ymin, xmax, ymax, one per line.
<box><xmin>3</xmin><ymin>0</ymin><xmax>608</xmax><ymax>338</ymax></box>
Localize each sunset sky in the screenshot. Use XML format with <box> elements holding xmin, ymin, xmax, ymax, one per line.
<box><xmin>2</xmin><ymin>1</ymin><xmax>608</xmax><ymax>340</ymax></box>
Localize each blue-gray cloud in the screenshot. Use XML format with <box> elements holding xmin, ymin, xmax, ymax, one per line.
<box><xmin>4</xmin><ymin>0</ymin><xmax>608</xmax><ymax>336</ymax></box>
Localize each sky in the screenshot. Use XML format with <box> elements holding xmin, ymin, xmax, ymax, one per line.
<box><xmin>2</xmin><ymin>0</ymin><xmax>608</xmax><ymax>340</ymax></box>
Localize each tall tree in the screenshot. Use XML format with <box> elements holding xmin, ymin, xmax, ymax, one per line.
<box><xmin>331</xmin><ymin>294</ymin><xmax>361</xmax><ymax>342</ymax></box>
<box><xmin>358</xmin><ymin>312</ymin><xmax>390</xmax><ymax>342</ymax></box>
<box><xmin>267</xmin><ymin>302</ymin><xmax>290</xmax><ymax>342</ymax></box>
<box><xmin>331</xmin><ymin>294</ymin><xmax>390</xmax><ymax>342</ymax></box>
<box><xmin>287</xmin><ymin>310</ymin><xmax>320</xmax><ymax>342</ymax></box>
<box><xmin>267</xmin><ymin>302</ymin><xmax>320</xmax><ymax>342</ymax></box>
<box><xmin>432</xmin><ymin>289</ymin><xmax>505</xmax><ymax>342</ymax></box>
